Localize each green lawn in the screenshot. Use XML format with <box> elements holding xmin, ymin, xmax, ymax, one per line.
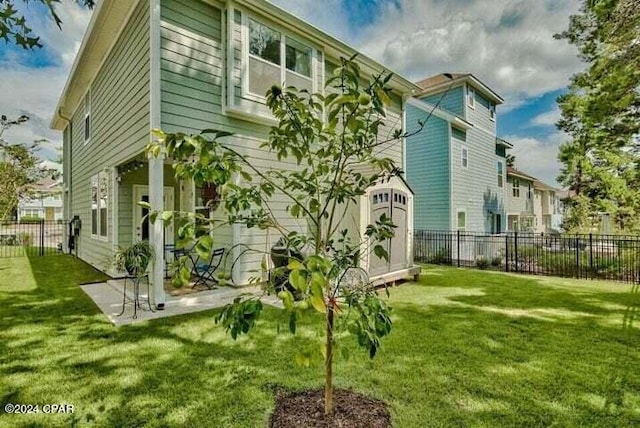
<box><xmin>1</xmin><ymin>256</ymin><xmax>639</xmax><ymax>427</ymax></box>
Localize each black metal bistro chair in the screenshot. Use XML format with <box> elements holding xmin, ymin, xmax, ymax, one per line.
<box><xmin>192</xmin><ymin>247</ymin><xmax>225</xmax><ymax>289</ymax></box>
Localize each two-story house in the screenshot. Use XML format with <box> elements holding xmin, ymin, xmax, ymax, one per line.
<box><xmin>533</xmin><ymin>180</ymin><xmax>563</xmax><ymax>233</ymax></box>
<box><xmin>405</xmin><ymin>73</ymin><xmax>510</xmax><ymax>234</ymax></box>
<box><xmin>50</xmin><ymin>0</ymin><xmax>419</xmax><ymax>308</ymax></box>
<box><xmin>505</xmin><ymin>167</ymin><xmax>537</xmax><ymax>232</ymax></box>
<box><xmin>17</xmin><ymin>177</ymin><xmax>64</xmax><ymax>222</ymax></box>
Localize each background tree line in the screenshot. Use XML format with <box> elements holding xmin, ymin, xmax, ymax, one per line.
<box><xmin>556</xmin><ymin>0</ymin><xmax>640</xmax><ymax>233</ymax></box>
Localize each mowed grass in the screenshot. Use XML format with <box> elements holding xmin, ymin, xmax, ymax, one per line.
<box><xmin>1</xmin><ymin>256</ymin><xmax>639</xmax><ymax>427</ymax></box>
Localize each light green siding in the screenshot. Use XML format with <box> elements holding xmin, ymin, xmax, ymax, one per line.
<box><xmin>68</xmin><ymin>0</ymin><xmax>150</xmax><ymax>272</ymax></box>
<box><xmin>423</xmin><ymin>86</ymin><xmax>465</xmax><ymax>117</ymax></box>
<box><xmin>406</xmin><ymin>105</ymin><xmax>450</xmax><ymax>230</ymax></box>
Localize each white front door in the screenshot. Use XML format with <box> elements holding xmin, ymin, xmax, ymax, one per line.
<box><xmin>133</xmin><ymin>185</ymin><xmax>175</xmax><ymax>246</ymax></box>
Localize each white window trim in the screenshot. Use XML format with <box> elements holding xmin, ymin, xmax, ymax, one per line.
<box><xmin>241</xmin><ymin>12</ymin><xmax>318</xmax><ymax>103</ymax></box>
<box><xmin>457</xmin><ymin>209</ymin><xmax>467</xmax><ymax>231</ymax></box>
<box><xmin>489</xmin><ymin>103</ymin><xmax>496</xmax><ymax>121</ymax></box>
<box><xmin>467</xmin><ymin>86</ymin><xmax>475</xmax><ymax>109</ymax></box>
<box><xmin>513</xmin><ymin>179</ymin><xmax>520</xmax><ymax>198</ymax></box>
<box><xmin>83</xmin><ymin>88</ymin><xmax>91</xmax><ymax>145</ymax></box>
<box><xmin>461</xmin><ymin>147</ymin><xmax>468</xmax><ymax>169</ymax></box>
<box><xmin>90</xmin><ymin>171</ymin><xmax>109</xmax><ymax>242</ymax></box>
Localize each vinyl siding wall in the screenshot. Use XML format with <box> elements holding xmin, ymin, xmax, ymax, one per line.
<box><xmin>506</xmin><ymin>175</ymin><xmax>534</xmax><ymax>215</ymax></box>
<box><xmin>68</xmin><ymin>0</ymin><xmax>150</xmax><ymax>271</ymax></box>
<box><xmin>451</xmin><ymin>124</ymin><xmax>505</xmax><ymax>233</ymax></box>
<box><xmin>465</xmin><ymin>83</ymin><xmax>496</xmax><ymax>135</ymax></box>
<box><xmin>405</xmin><ymin>105</ymin><xmax>450</xmax><ymax>230</ymax></box>
<box><xmin>422</xmin><ymin>86</ymin><xmax>465</xmax><ymax>117</ymax></box>
<box><xmin>159</xmin><ymin>0</ymin><xmax>407</xmax><ymax>284</ymax></box>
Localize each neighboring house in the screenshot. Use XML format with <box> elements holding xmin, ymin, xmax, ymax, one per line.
<box><xmin>50</xmin><ymin>0</ymin><xmax>419</xmax><ymax>308</ymax></box>
<box><xmin>506</xmin><ymin>167</ymin><xmax>563</xmax><ymax>233</ymax></box>
<box><xmin>405</xmin><ymin>73</ymin><xmax>510</xmax><ymax>234</ymax></box>
<box><xmin>506</xmin><ymin>167</ymin><xmax>536</xmax><ymax>232</ymax></box>
<box><xmin>533</xmin><ymin>180</ymin><xmax>563</xmax><ymax>233</ymax></box>
<box><xmin>17</xmin><ymin>177</ymin><xmax>64</xmax><ymax>222</ymax></box>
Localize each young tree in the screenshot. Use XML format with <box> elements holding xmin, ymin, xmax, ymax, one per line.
<box><xmin>506</xmin><ymin>154</ymin><xmax>516</xmax><ymax>168</ymax></box>
<box><xmin>0</xmin><ymin>115</ymin><xmax>48</xmax><ymax>220</ymax></box>
<box><xmin>1</xmin><ymin>0</ymin><xmax>94</xmax><ymax>49</ymax></box>
<box><xmin>148</xmin><ymin>58</ymin><xmax>405</xmax><ymax>414</ymax></box>
<box><xmin>556</xmin><ymin>0</ymin><xmax>640</xmax><ymax>232</ymax></box>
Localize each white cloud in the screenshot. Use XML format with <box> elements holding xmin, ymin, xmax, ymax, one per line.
<box><xmin>506</xmin><ymin>131</ymin><xmax>569</xmax><ymax>187</ymax></box>
<box><xmin>0</xmin><ymin>3</ymin><xmax>92</xmax><ymax>161</ymax></box>
<box><xmin>531</xmin><ymin>106</ymin><xmax>561</xmax><ymax>127</ymax></box>
<box><xmin>274</xmin><ymin>0</ymin><xmax>583</xmax><ymax>111</ymax></box>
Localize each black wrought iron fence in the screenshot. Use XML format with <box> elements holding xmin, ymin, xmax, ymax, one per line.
<box><xmin>414</xmin><ymin>230</ymin><xmax>640</xmax><ymax>284</ymax></box>
<box><xmin>0</xmin><ymin>220</ymin><xmax>66</xmax><ymax>258</ymax></box>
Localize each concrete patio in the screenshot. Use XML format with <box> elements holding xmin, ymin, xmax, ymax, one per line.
<box><xmin>81</xmin><ymin>279</ymin><xmax>283</xmax><ymax>326</ymax></box>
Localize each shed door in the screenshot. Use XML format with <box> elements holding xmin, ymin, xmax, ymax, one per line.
<box><xmin>369</xmin><ymin>190</ymin><xmax>391</xmax><ymax>277</ymax></box>
<box><xmin>389</xmin><ymin>190</ymin><xmax>408</xmax><ymax>271</ymax></box>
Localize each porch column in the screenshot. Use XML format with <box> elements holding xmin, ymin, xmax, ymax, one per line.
<box><xmin>149</xmin><ymin>0</ymin><xmax>163</xmax><ymax>308</ymax></box>
<box><xmin>148</xmin><ymin>155</ymin><xmax>166</xmax><ymax>309</ymax></box>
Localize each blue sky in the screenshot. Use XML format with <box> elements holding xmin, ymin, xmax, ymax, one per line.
<box><xmin>0</xmin><ymin>0</ymin><xmax>583</xmax><ymax>185</ymax></box>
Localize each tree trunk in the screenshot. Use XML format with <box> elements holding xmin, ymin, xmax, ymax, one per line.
<box><xmin>324</xmin><ymin>303</ymin><xmax>335</xmax><ymax>415</ymax></box>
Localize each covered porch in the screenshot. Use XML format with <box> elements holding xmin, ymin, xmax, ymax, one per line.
<box><xmin>114</xmin><ymin>153</ymin><xmax>231</xmax><ymax>310</ymax></box>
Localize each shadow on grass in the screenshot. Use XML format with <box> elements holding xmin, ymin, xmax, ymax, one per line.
<box><xmin>2</xmin><ymin>257</ymin><xmax>640</xmax><ymax>427</ymax></box>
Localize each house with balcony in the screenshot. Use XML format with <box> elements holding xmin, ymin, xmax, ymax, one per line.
<box><xmin>405</xmin><ymin>73</ymin><xmax>510</xmax><ymax>234</ymax></box>
<box><xmin>50</xmin><ymin>0</ymin><xmax>420</xmax><ymax>309</ymax></box>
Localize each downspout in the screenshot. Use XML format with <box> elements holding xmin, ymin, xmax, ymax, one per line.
<box><xmin>58</xmin><ymin>109</ymin><xmax>72</xmax><ymax>210</ymax></box>
<box><xmin>58</xmin><ymin>108</ymin><xmax>73</xmax><ymax>253</ymax></box>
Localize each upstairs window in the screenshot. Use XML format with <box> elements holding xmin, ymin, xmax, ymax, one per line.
<box><xmin>248</xmin><ymin>18</ymin><xmax>313</xmax><ymax>97</ymax></box>
<box><xmin>84</xmin><ymin>90</ymin><xmax>91</xmax><ymax>144</ymax></box>
<box><xmin>467</xmin><ymin>86</ymin><xmax>475</xmax><ymax>109</ymax></box>
<box><xmin>461</xmin><ymin>148</ymin><xmax>468</xmax><ymax>168</ymax></box>
<box><xmin>490</xmin><ymin>103</ymin><xmax>496</xmax><ymax>121</ymax></box>
<box><xmin>512</xmin><ymin>179</ymin><xmax>520</xmax><ymax>198</ymax></box>
<box><xmin>497</xmin><ymin>162</ymin><xmax>504</xmax><ymax>188</ymax></box>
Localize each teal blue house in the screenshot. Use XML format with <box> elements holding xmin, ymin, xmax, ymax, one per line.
<box><xmin>405</xmin><ymin>74</ymin><xmax>511</xmax><ymax>234</ymax></box>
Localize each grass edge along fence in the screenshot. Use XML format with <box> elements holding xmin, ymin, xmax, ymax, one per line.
<box><xmin>414</xmin><ymin>230</ymin><xmax>640</xmax><ymax>284</ymax></box>
<box><xmin>0</xmin><ymin>219</ymin><xmax>65</xmax><ymax>258</ymax></box>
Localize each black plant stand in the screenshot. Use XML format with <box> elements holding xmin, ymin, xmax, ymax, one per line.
<box><xmin>117</xmin><ymin>274</ymin><xmax>155</xmax><ymax>319</ymax></box>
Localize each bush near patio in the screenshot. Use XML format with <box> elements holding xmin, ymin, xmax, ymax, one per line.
<box><xmin>1</xmin><ymin>255</ymin><xmax>640</xmax><ymax>427</ymax></box>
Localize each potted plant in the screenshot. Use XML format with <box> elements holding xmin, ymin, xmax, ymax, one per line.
<box><xmin>114</xmin><ymin>241</ymin><xmax>155</xmax><ymax>277</ymax></box>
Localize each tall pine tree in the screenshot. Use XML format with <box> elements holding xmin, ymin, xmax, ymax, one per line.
<box><xmin>556</xmin><ymin>0</ymin><xmax>639</xmax><ymax>232</ymax></box>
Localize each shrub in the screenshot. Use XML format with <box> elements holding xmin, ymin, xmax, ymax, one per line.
<box><xmin>476</xmin><ymin>257</ymin><xmax>490</xmax><ymax>270</ymax></box>
<box><xmin>491</xmin><ymin>256</ymin><xmax>502</xmax><ymax>267</ymax></box>
<box><xmin>19</xmin><ymin>216</ymin><xmax>43</xmax><ymax>224</ymax></box>
<box><xmin>427</xmin><ymin>248</ymin><xmax>451</xmax><ymax>264</ymax></box>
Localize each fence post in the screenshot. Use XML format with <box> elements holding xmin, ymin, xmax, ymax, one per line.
<box><xmin>40</xmin><ymin>219</ymin><xmax>45</xmax><ymax>256</ymax></box>
<box><xmin>514</xmin><ymin>232</ymin><xmax>518</xmax><ymax>273</ymax></box>
<box><xmin>505</xmin><ymin>233</ymin><xmax>509</xmax><ymax>272</ymax></box>
<box><xmin>457</xmin><ymin>230</ymin><xmax>460</xmax><ymax>268</ymax></box>
<box><xmin>575</xmin><ymin>236</ymin><xmax>580</xmax><ymax>279</ymax></box>
<box><xmin>589</xmin><ymin>233</ymin><xmax>593</xmax><ymax>278</ymax></box>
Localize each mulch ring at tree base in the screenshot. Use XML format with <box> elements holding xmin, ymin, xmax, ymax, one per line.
<box><xmin>269</xmin><ymin>388</ymin><xmax>391</xmax><ymax>428</ymax></box>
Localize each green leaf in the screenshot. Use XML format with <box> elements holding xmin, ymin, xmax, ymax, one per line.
<box><xmin>195</xmin><ymin>235</ymin><xmax>213</xmax><ymax>259</ymax></box>
<box><xmin>310</xmin><ymin>294</ymin><xmax>326</xmax><ymax>313</ymax></box>
<box><xmin>287</xmin><ymin>260</ymin><xmax>305</xmax><ymax>271</ymax></box>
<box><xmin>373</xmin><ymin>244</ymin><xmax>389</xmax><ymax>262</ymax></box>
